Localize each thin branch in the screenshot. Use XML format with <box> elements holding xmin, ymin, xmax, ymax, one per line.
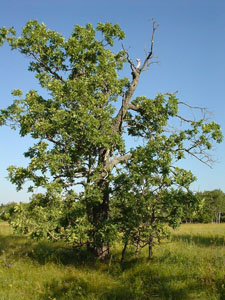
<box><xmin>141</xmin><ymin>60</ymin><xmax>160</xmax><ymax>72</ymax></box>
<box><xmin>73</xmin><ymin>181</ymin><xmax>86</xmax><ymax>186</ymax></box>
<box><xmin>29</xmin><ymin>52</ymin><xmax>66</xmax><ymax>83</ymax></box>
<box><xmin>176</xmin><ymin>146</ymin><xmax>213</xmax><ymax>168</ymax></box>
<box><xmin>175</xmin><ymin>114</ymin><xmax>194</xmax><ymax>123</ymax></box>
<box><xmin>122</xmin><ymin>44</ymin><xmax>136</xmax><ymax>71</ymax></box>
<box><xmin>47</xmin><ymin>230</ymin><xmax>60</xmax><ymax>241</ymax></box>
<box><xmin>139</xmin><ymin>21</ymin><xmax>159</xmax><ymax>73</ymax></box>
<box><xmin>46</xmin><ymin>134</ymin><xmax>65</xmax><ymax>146</ymax></box>
<box><xmin>178</xmin><ymin>101</ymin><xmax>207</xmax><ymax>111</ymax></box>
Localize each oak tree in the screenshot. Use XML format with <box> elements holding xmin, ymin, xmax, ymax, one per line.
<box><xmin>0</xmin><ymin>21</ymin><xmax>222</xmax><ymax>258</ymax></box>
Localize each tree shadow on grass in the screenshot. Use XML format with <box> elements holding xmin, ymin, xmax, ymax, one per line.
<box><xmin>171</xmin><ymin>233</ymin><xmax>225</xmax><ymax>247</ymax></box>
<box><xmin>0</xmin><ymin>234</ymin><xmax>26</xmax><ymax>255</ymax></box>
<box><xmin>0</xmin><ymin>231</ymin><xmax>106</xmax><ymax>270</ymax></box>
<box><xmin>39</xmin><ymin>264</ymin><xmax>218</xmax><ymax>300</ymax></box>
<box><xmin>0</xmin><ymin>228</ymin><xmax>142</xmax><ymax>271</ymax></box>
<box><xmin>0</xmin><ymin>229</ymin><xmax>224</xmax><ymax>300</ymax></box>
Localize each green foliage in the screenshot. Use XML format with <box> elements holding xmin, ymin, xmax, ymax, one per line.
<box><xmin>182</xmin><ymin>189</ymin><xmax>225</xmax><ymax>223</ymax></box>
<box><xmin>112</xmin><ymin>146</ymin><xmax>199</xmax><ymax>258</ymax></box>
<box><xmin>197</xmin><ymin>190</ymin><xmax>225</xmax><ymax>223</ymax></box>
<box><xmin>0</xmin><ymin>20</ymin><xmax>223</xmax><ymax>258</ymax></box>
<box><xmin>0</xmin><ymin>202</ymin><xmax>17</xmax><ymax>221</ymax></box>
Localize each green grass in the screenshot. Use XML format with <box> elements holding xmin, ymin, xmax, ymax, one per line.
<box><xmin>0</xmin><ymin>222</ymin><xmax>224</xmax><ymax>300</ymax></box>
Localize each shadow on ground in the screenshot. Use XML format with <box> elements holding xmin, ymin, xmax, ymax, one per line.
<box><xmin>39</xmin><ymin>266</ymin><xmax>212</xmax><ymax>300</ymax></box>
<box><xmin>0</xmin><ymin>232</ymin><xmax>98</xmax><ymax>267</ymax></box>
<box><xmin>0</xmin><ymin>229</ymin><xmax>224</xmax><ymax>300</ymax></box>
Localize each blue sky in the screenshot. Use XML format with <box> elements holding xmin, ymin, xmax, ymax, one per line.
<box><xmin>0</xmin><ymin>0</ymin><xmax>225</xmax><ymax>204</ymax></box>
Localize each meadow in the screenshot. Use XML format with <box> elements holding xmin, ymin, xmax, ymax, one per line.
<box><xmin>0</xmin><ymin>222</ymin><xmax>224</xmax><ymax>300</ymax></box>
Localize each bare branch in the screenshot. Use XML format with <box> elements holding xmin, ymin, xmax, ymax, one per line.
<box><xmin>112</xmin><ymin>72</ymin><xmax>140</xmax><ymax>133</ymax></box>
<box><xmin>139</xmin><ymin>21</ymin><xmax>159</xmax><ymax>73</ymax></box>
<box><xmin>108</xmin><ymin>153</ymin><xmax>132</xmax><ymax>171</ymax></box>
<box><xmin>73</xmin><ymin>181</ymin><xmax>86</xmax><ymax>186</ymax></box>
<box><xmin>141</xmin><ymin>60</ymin><xmax>160</xmax><ymax>72</ymax></box>
<box><xmin>178</xmin><ymin>101</ymin><xmax>207</xmax><ymax>111</ymax></box>
<box><xmin>177</xmin><ymin>100</ymin><xmax>212</xmax><ymax>124</ymax></box>
<box><xmin>175</xmin><ymin>114</ymin><xmax>194</xmax><ymax>123</ymax></box>
<box><xmin>113</xmin><ymin>21</ymin><xmax>159</xmax><ymax>134</ymax></box>
<box><xmin>175</xmin><ymin>145</ymin><xmax>213</xmax><ymax>168</ymax></box>
<box><xmin>184</xmin><ymin>149</ymin><xmax>212</xmax><ymax>167</ymax></box>
<box><xmin>122</xmin><ymin>43</ymin><xmax>136</xmax><ymax>71</ymax></box>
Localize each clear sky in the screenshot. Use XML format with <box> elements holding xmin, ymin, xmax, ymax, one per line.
<box><xmin>0</xmin><ymin>0</ymin><xmax>225</xmax><ymax>204</ymax></box>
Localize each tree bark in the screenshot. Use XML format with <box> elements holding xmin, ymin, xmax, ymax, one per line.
<box><xmin>135</xmin><ymin>236</ymin><xmax>141</xmax><ymax>259</ymax></box>
<box><xmin>148</xmin><ymin>235</ymin><xmax>153</xmax><ymax>260</ymax></box>
<box><xmin>121</xmin><ymin>240</ymin><xmax>128</xmax><ymax>262</ymax></box>
<box><xmin>89</xmin><ymin>178</ymin><xmax>110</xmax><ymax>259</ymax></box>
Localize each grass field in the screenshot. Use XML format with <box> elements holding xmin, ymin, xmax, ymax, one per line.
<box><xmin>0</xmin><ymin>222</ymin><xmax>224</xmax><ymax>300</ymax></box>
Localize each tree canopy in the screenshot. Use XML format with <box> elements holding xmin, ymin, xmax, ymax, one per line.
<box><xmin>0</xmin><ymin>21</ymin><xmax>222</xmax><ymax>259</ymax></box>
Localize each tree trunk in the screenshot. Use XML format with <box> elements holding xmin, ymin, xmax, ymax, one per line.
<box><xmin>121</xmin><ymin>240</ymin><xmax>128</xmax><ymax>262</ymax></box>
<box><xmin>135</xmin><ymin>239</ymin><xmax>141</xmax><ymax>258</ymax></box>
<box><xmin>89</xmin><ymin>178</ymin><xmax>110</xmax><ymax>259</ymax></box>
<box><xmin>148</xmin><ymin>235</ymin><xmax>153</xmax><ymax>260</ymax></box>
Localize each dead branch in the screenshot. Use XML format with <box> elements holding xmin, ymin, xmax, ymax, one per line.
<box><xmin>112</xmin><ymin>21</ymin><xmax>159</xmax><ymax>134</ymax></box>
<box><xmin>122</xmin><ymin>44</ymin><xmax>136</xmax><ymax>71</ymax></box>
<box><xmin>178</xmin><ymin>101</ymin><xmax>207</xmax><ymax>111</ymax></box>
<box><xmin>139</xmin><ymin>20</ymin><xmax>159</xmax><ymax>73</ymax></box>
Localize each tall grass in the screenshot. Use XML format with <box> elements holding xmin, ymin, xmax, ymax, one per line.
<box><xmin>0</xmin><ymin>222</ymin><xmax>224</xmax><ymax>300</ymax></box>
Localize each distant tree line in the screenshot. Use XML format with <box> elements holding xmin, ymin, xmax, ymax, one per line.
<box><xmin>183</xmin><ymin>189</ymin><xmax>225</xmax><ymax>223</ymax></box>
<box><xmin>1</xmin><ymin>189</ymin><xmax>224</xmax><ymax>224</ymax></box>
